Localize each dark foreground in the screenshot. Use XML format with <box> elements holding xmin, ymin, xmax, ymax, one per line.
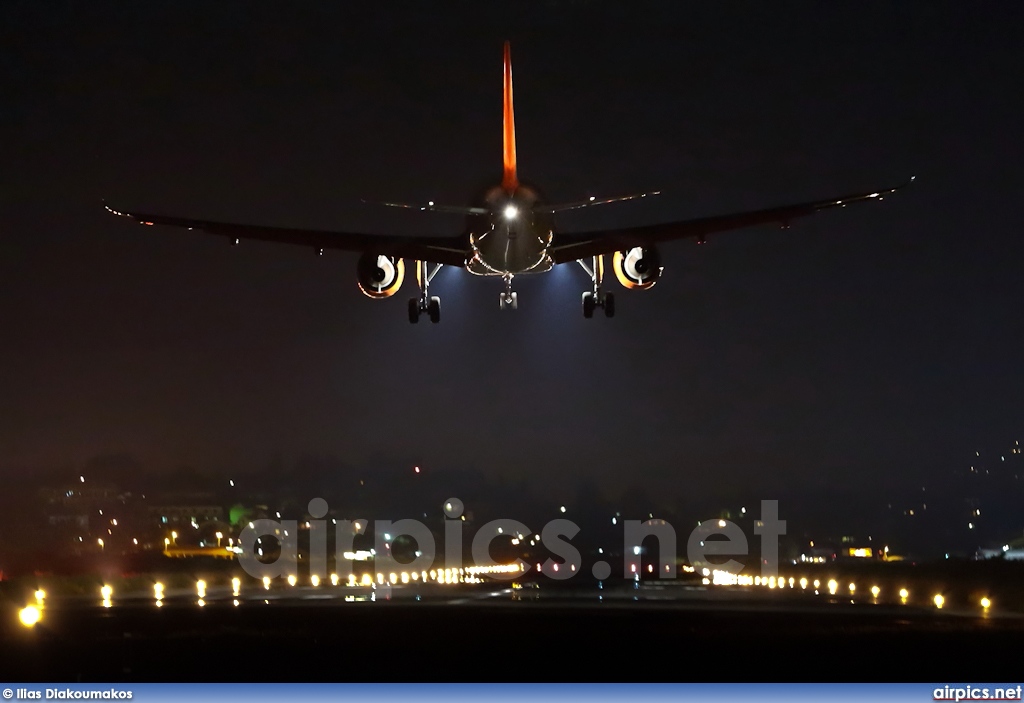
<box><xmin>2</xmin><ymin>581</ymin><xmax>1023</xmax><ymax>681</ymax></box>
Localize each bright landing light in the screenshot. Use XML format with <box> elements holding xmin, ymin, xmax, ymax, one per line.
<box><xmin>503</xmin><ymin>204</ymin><xmax>518</xmax><ymax>219</ymax></box>
<box><xmin>20</xmin><ymin>606</ymin><xmax>41</xmax><ymax>627</ymax></box>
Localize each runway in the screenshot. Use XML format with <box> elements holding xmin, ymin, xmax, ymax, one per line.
<box><xmin>3</xmin><ymin>580</ymin><xmax>1022</xmax><ymax>681</ymax></box>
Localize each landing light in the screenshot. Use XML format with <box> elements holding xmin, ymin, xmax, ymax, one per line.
<box><xmin>19</xmin><ymin>606</ymin><xmax>41</xmax><ymax>627</ymax></box>
<box><xmin>504</xmin><ymin>205</ymin><xmax>518</xmax><ymax>220</ymax></box>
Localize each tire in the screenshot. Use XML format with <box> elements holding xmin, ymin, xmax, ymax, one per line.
<box><xmin>582</xmin><ymin>292</ymin><xmax>595</xmax><ymax>319</ymax></box>
<box><xmin>510</xmin><ymin>292</ymin><xmax>518</xmax><ymax>310</ymax></box>
<box><xmin>408</xmin><ymin>298</ymin><xmax>420</xmax><ymax>324</ymax></box>
<box><xmin>428</xmin><ymin>296</ymin><xmax>440</xmax><ymax>323</ymax></box>
<box><xmin>604</xmin><ymin>292</ymin><xmax>615</xmax><ymax>318</ymax></box>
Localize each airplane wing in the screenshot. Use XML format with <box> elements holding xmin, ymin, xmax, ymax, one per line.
<box><xmin>548</xmin><ymin>177</ymin><xmax>914</xmax><ymax>264</ymax></box>
<box><xmin>104</xmin><ymin>203</ymin><xmax>470</xmax><ymax>267</ymax></box>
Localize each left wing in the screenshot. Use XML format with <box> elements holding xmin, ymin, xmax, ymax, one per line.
<box><xmin>549</xmin><ymin>177</ymin><xmax>914</xmax><ymax>264</ymax></box>
<box><xmin>104</xmin><ymin>204</ymin><xmax>470</xmax><ymax>267</ymax></box>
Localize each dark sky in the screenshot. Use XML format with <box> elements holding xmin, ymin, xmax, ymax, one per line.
<box><xmin>2</xmin><ymin>2</ymin><xmax>1023</xmax><ymax>516</ymax></box>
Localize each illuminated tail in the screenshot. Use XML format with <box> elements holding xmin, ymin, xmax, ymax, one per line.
<box><xmin>502</xmin><ymin>41</ymin><xmax>518</xmax><ymax>194</ymax></box>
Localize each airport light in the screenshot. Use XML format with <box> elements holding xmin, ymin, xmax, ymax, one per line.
<box><xmin>899</xmin><ymin>588</ymin><xmax>909</xmax><ymax>603</ymax></box>
<box><xmin>871</xmin><ymin>586</ymin><xmax>880</xmax><ymax>599</ymax></box>
<box><xmin>196</xmin><ymin>580</ymin><xmax>206</xmax><ymax>598</ymax></box>
<box><xmin>154</xmin><ymin>582</ymin><xmax>164</xmax><ymax>600</ymax></box>
<box><xmin>232</xmin><ymin>577</ymin><xmax>241</xmax><ymax>596</ymax></box>
<box><xmin>849</xmin><ymin>583</ymin><xmax>856</xmax><ymax>594</ymax></box>
<box><xmin>934</xmin><ymin>594</ymin><xmax>944</xmax><ymax>609</ymax></box>
<box><xmin>981</xmin><ymin>597</ymin><xmax>991</xmax><ymax>610</ymax></box>
<box><xmin>97</xmin><ymin>538</ymin><xmax>104</xmax><ymax>549</ymax></box>
<box><xmin>827</xmin><ymin>579</ymin><xmax>838</xmax><ymax>595</ymax></box>
<box><xmin>197</xmin><ymin>599</ymin><xmax>205</xmax><ymax>607</ymax></box>
<box><xmin>19</xmin><ymin>605</ymin><xmax>41</xmax><ymax>627</ymax></box>
<box><xmin>287</xmin><ymin>575</ymin><xmax>297</xmax><ymax>587</ymax></box>
<box><xmin>332</xmin><ymin>574</ymin><xmax>340</xmax><ymax>586</ymax></box>
<box><xmin>34</xmin><ymin>589</ymin><xmax>45</xmax><ymax>605</ymax></box>
<box><xmin>311</xmin><ymin>575</ymin><xmax>320</xmax><ymax>587</ymax></box>
<box><xmin>799</xmin><ymin>578</ymin><xmax>808</xmax><ymax>590</ymax></box>
<box><xmin>263</xmin><ymin>576</ymin><xmax>271</xmax><ymax>590</ymax></box>
<box><xmin>216</xmin><ymin>532</ymin><xmax>223</xmax><ymax>547</ymax></box>
<box><xmin>101</xmin><ymin>585</ymin><xmax>112</xmax><ymax>600</ymax></box>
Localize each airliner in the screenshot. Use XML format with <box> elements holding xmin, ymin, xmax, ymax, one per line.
<box><xmin>105</xmin><ymin>41</ymin><xmax>912</xmax><ymax>323</ymax></box>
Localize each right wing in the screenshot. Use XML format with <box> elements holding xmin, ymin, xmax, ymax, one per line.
<box><xmin>549</xmin><ymin>177</ymin><xmax>914</xmax><ymax>264</ymax></box>
<box><xmin>104</xmin><ymin>203</ymin><xmax>470</xmax><ymax>267</ymax></box>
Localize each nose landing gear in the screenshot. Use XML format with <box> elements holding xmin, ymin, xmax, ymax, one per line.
<box><xmin>499</xmin><ymin>274</ymin><xmax>518</xmax><ymax>310</ymax></box>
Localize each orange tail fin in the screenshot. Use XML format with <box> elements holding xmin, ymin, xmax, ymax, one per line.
<box><xmin>502</xmin><ymin>41</ymin><xmax>518</xmax><ymax>194</ymax></box>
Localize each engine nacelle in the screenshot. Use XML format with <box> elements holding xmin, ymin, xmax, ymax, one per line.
<box><xmin>612</xmin><ymin>246</ymin><xmax>662</xmax><ymax>290</ymax></box>
<box><xmin>357</xmin><ymin>253</ymin><xmax>406</xmax><ymax>298</ymax></box>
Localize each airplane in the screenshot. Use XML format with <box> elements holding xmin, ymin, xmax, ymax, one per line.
<box><xmin>105</xmin><ymin>41</ymin><xmax>913</xmax><ymax>324</ymax></box>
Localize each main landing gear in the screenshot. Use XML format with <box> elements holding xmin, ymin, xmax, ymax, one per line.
<box><xmin>408</xmin><ymin>260</ymin><xmax>442</xmax><ymax>324</ymax></box>
<box><xmin>499</xmin><ymin>273</ymin><xmax>518</xmax><ymax>310</ymax></box>
<box><xmin>578</xmin><ymin>255</ymin><xmax>614</xmax><ymax>319</ymax></box>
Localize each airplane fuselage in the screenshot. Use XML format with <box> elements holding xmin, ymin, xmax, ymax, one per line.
<box><xmin>465</xmin><ymin>184</ymin><xmax>555</xmax><ymax>276</ymax></box>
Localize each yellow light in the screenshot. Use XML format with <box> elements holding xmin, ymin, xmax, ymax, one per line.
<box><xmin>871</xmin><ymin>586</ymin><xmax>880</xmax><ymax>598</ymax></box>
<box><xmin>899</xmin><ymin>587</ymin><xmax>909</xmax><ymax>599</ymax></box>
<box><xmin>981</xmin><ymin>597</ymin><xmax>991</xmax><ymax>609</ymax></box>
<box><xmin>197</xmin><ymin>598</ymin><xmax>206</xmax><ymax>607</ymax></box>
<box><xmin>19</xmin><ymin>605</ymin><xmax>41</xmax><ymax>627</ymax></box>
<box><xmin>934</xmin><ymin>594</ymin><xmax>944</xmax><ymax>609</ymax></box>
<box><xmin>34</xmin><ymin>589</ymin><xmax>45</xmax><ymax>604</ymax></box>
<box><xmin>361</xmin><ymin>574</ymin><xmax>372</xmax><ymax>586</ymax></box>
<box><xmin>311</xmin><ymin>575</ymin><xmax>320</xmax><ymax>587</ymax></box>
<box><xmin>287</xmin><ymin>575</ymin><xmax>297</xmax><ymax>587</ymax></box>
<box><xmin>401</xmin><ymin>572</ymin><xmax>410</xmax><ymax>584</ymax></box>
<box><xmin>233</xmin><ymin>599</ymin><xmax>240</xmax><ymax>607</ymax></box>
<box><xmin>232</xmin><ymin>577</ymin><xmax>241</xmax><ymax>596</ymax></box>
<box><xmin>799</xmin><ymin>578</ymin><xmax>808</xmax><ymax>590</ymax></box>
<box><xmin>813</xmin><ymin>579</ymin><xmax>820</xmax><ymax>589</ymax></box>
<box><xmin>389</xmin><ymin>572</ymin><xmax>398</xmax><ymax>584</ymax></box>
<box><xmin>196</xmin><ymin>580</ymin><xmax>206</xmax><ymax>597</ymax></box>
<box><xmin>848</xmin><ymin>583</ymin><xmax>856</xmax><ymax>593</ymax></box>
<box><xmin>827</xmin><ymin>579</ymin><xmax>838</xmax><ymax>595</ymax></box>
<box><xmin>332</xmin><ymin>574</ymin><xmax>340</xmax><ymax>586</ymax></box>
<box><xmin>102</xmin><ymin>599</ymin><xmax>111</xmax><ymax>609</ymax></box>
<box><xmin>101</xmin><ymin>585</ymin><xmax>112</xmax><ymax>599</ymax></box>
<box><xmin>263</xmin><ymin>576</ymin><xmax>271</xmax><ymax>590</ymax></box>
<box><xmin>155</xmin><ymin>600</ymin><xmax>163</xmax><ymax>608</ymax></box>
<box><xmin>154</xmin><ymin>583</ymin><xmax>164</xmax><ymax>598</ymax></box>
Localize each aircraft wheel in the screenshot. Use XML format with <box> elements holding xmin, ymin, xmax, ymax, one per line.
<box><xmin>510</xmin><ymin>292</ymin><xmax>518</xmax><ymax>310</ymax></box>
<box><xmin>428</xmin><ymin>296</ymin><xmax>440</xmax><ymax>323</ymax></box>
<box><xmin>408</xmin><ymin>298</ymin><xmax>420</xmax><ymax>324</ymax></box>
<box><xmin>604</xmin><ymin>293</ymin><xmax>615</xmax><ymax>318</ymax></box>
<box><xmin>582</xmin><ymin>292</ymin><xmax>595</xmax><ymax>319</ymax></box>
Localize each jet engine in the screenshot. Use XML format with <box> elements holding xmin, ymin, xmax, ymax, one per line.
<box><xmin>612</xmin><ymin>246</ymin><xmax>662</xmax><ymax>290</ymax></box>
<box><xmin>357</xmin><ymin>253</ymin><xmax>406</xmax><ymax>298</ymax></box>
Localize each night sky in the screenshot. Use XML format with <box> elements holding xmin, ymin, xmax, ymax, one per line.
<box><xmin>3</xmin><ymin>3</ymin><xmax>1023</xmax><ymax>529</ymax></box>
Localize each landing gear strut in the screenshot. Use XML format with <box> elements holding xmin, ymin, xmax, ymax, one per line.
<box><xmin>578</xmin><ymin>255</ymin><xmax>614</xmax><ymax>318</ymax></box>
<box><xmin>499</xmin><ymin>273</ymin><xmax>518</xmax><ymax>310</ymax></box>
<box><xmin>408</xmin><ymin>260</ymin><xmax>442</xmax><ymax>324</ymax></box>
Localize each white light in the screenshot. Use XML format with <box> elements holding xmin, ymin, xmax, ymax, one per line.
<box><xmin>560</xmin><ymin>506</ymin><xmax>566</xmax><ymax>513</ymax></box>
<box><xmin>504</xmin><ymin>205</ymin><xmax>518</xmax><ymax>219</ymax></box>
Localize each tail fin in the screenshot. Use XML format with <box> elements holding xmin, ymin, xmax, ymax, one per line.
<box><xmin>502</xmin><ymin>41</ymin><xmax>518</xmax><ymax>194</ymax></box>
